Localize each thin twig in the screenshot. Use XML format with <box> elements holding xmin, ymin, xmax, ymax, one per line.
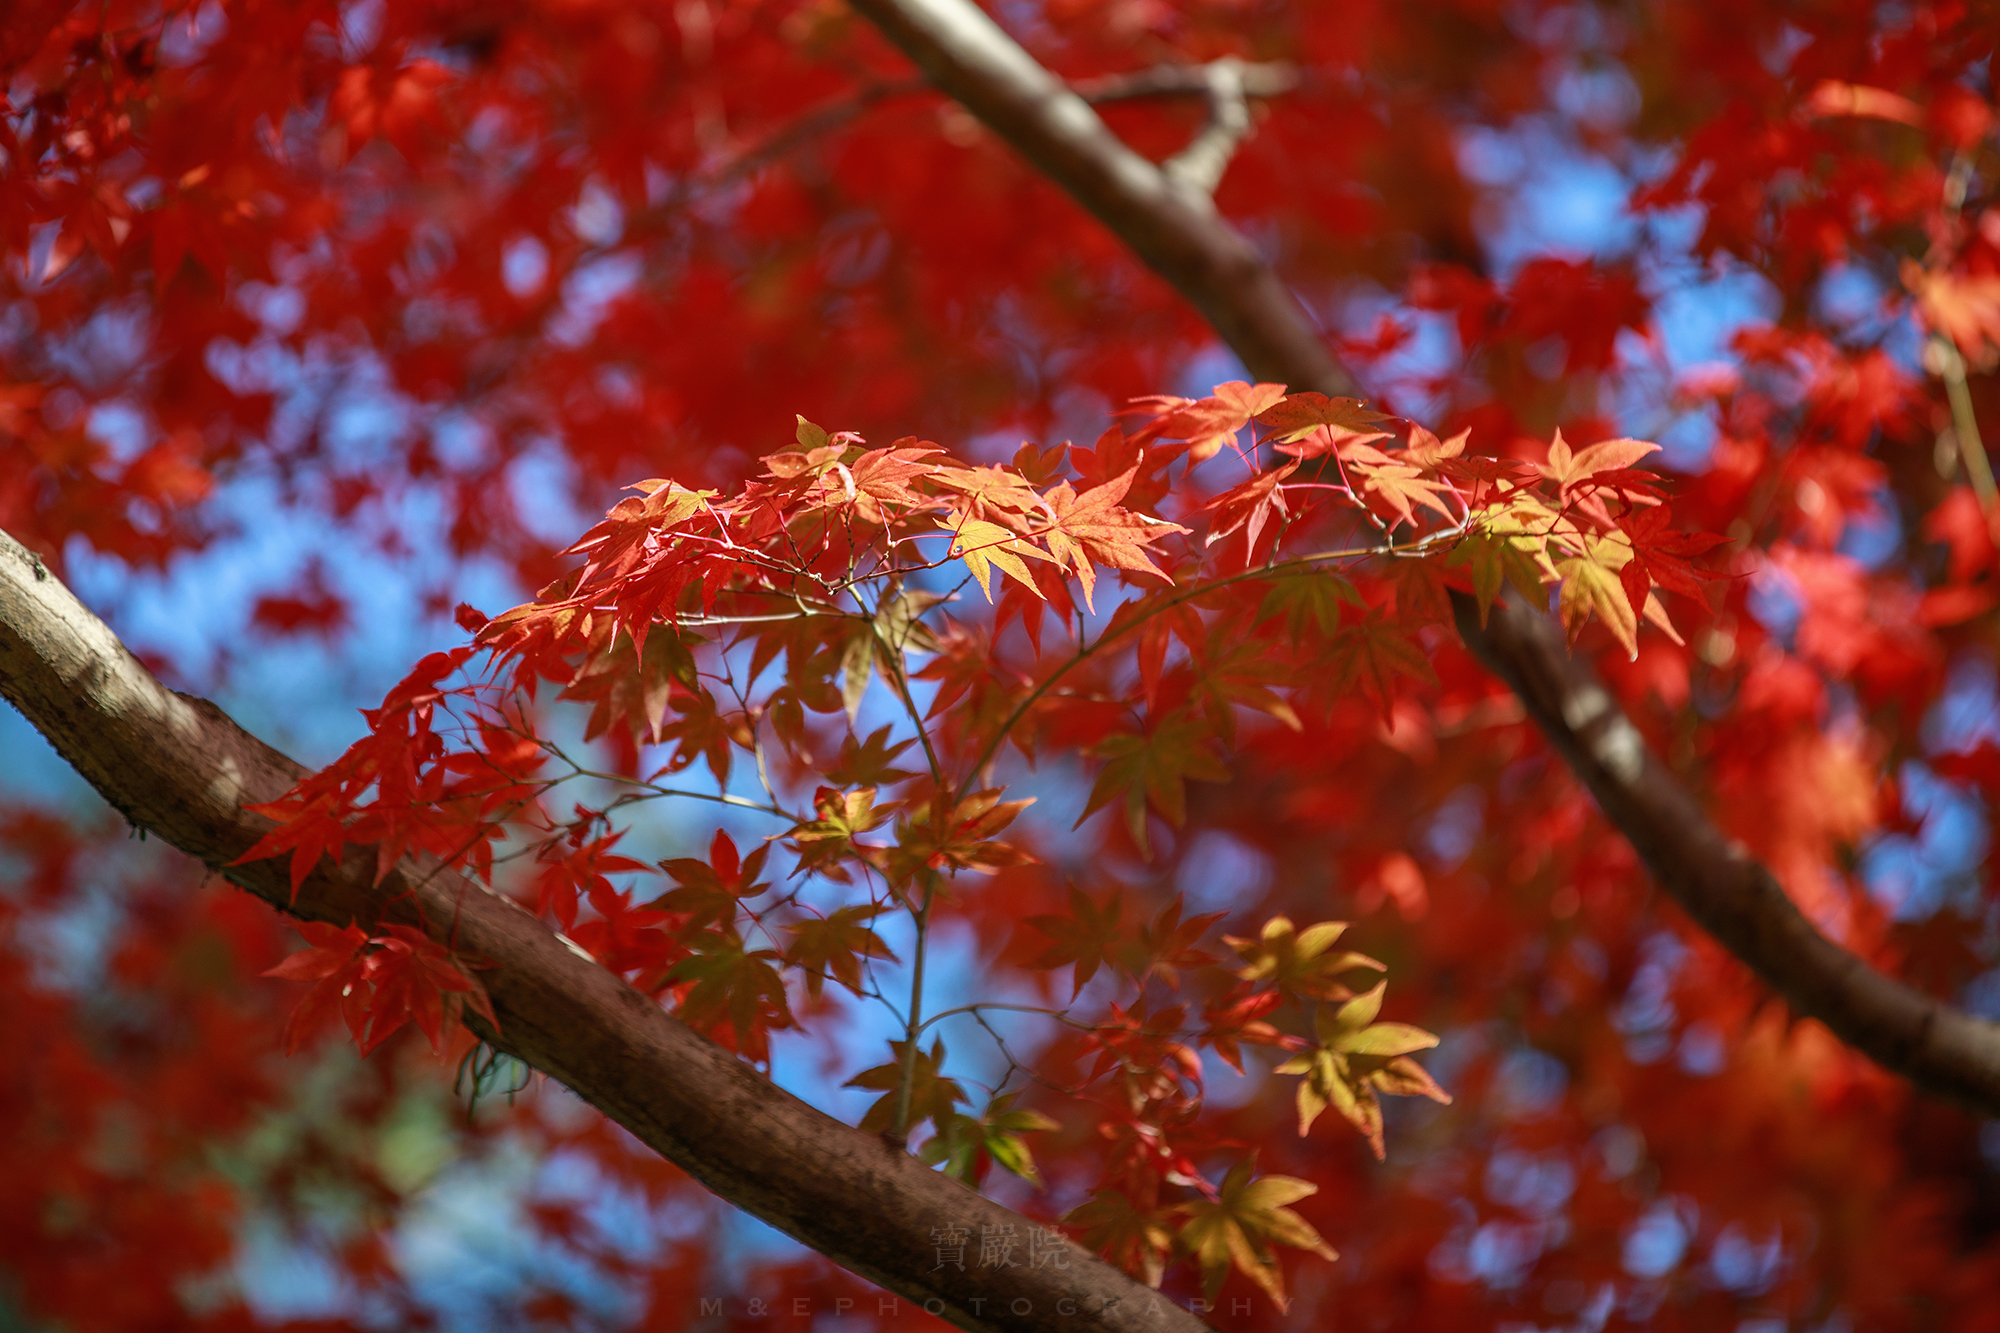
<box><xmin>1160</xmin><ymin>58</ymin><xmax>1256</xmax><ymax>198</ymax></box>
<box><xmin>961</xmin><ymin>527</ymin><xmax>1459</xmax><ymax>784</ymax></box>
<box><xmin>1071</xmin><ymin>60</ymin><xmax>1297</xmax><ymax>105</ymax></box>
<box><xmin>891</xmin><ymin>870</ymin><xmax>940</xmax><ymax>1143</ymax></box>
<box><xmin>1929</xmin><ymin>333</ymin><xmax>1997</xmax><ymax>513</ymax></box>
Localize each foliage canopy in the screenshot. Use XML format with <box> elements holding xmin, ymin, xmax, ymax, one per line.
<box><xmin>2</xmin><ymin>0</ymin><xmax>1999</xmax><ymax>1330</ymax></box>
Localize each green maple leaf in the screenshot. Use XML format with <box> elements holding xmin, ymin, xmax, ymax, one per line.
<box><xmin>839</xmin><ymin>586</ymin><xmax>945</xmax><ymax>721</ymax></box>
<box><xmin>948</xmin><ymin>514</ymin><xmax>1046</xmax><ymax>602</ymax></box>
<box><xmin>795</xmin><ymin>415</ymin><xmax>830</xmax><ymax>451</ymax></box>
<box><xmin>785</xmin><ymin>903</ymin><xmax>896</xmax><ymax>999</ymax></box>
<box><xmin>918</xmin><ymin>1092</ymin><xmax>1062</xmax><ymax>1188</ymax></box>
<box><xmin>788</xmin><ymin>786</ymin><xmax>892</xmax><ymax>876</ymax></box>
<box><xmin>845</xmin><ymin>1037</ymin><xmax>967</xmax><ymax>1136</ymax></box>
<box><xmin>873</xmin><ymin>586</ymin><xmax>945</xmax><ymax>657</ymax></box>
<box><xmin>1064</xmin><ymin>1188</ymin><xmax>1175</xmax><ymax>1288</ymax></box>
<box><xmin>1275</xmin><ymin>981</ymin><xmax>1449</xmax><ymax>1157</ymax></box>
<box><xmin>838</xmin><ymin>623</ymin><xmax>876</xmax><ymax>721</ymax></box>
<box><xmin>1079</xmin><ymin>716</ymin><xmax>1229</xmax><ymax>855</ymax></box>
<box><xmin>1554</xmin><ymin>532</ymin><xmax>1640</xmax><ymax>658</ymax></box>
<box><xmin>1176</xmin><ymin>1158</ymin><xmax>1337</xmax><ymax>1308</ymax></box>
<box><xmin>1222</xmin><ymin>916</ymin><xmax>1384</xmax><ymax>1001</ymax></box>
<box><xmin>1447</xmin><ymin>533</ymin><xmax>1548</xmax><ymax>627</ymax></box>
<box><xmin>1447</xmin><ymin>492</ymin><xmax>1566</xmax><ymax>624</ymax></box>
<box><xmin>882</xmin><ymin>788</ymin><xmax>1037</xmax><ymax>886</ymax></box>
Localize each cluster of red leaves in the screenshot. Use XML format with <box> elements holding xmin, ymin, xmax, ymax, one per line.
<box><xmin>6</xmin><ymin>0</ymin><xmax>2000</xmax><ymax>1329</ymax></box>
<box><xmin>261</xmin><ymin>919</ymin><xmax>496</xmax><ymax>1056</ymax></box>
<box><xmin>0</xmin><ymin>810</ymin><xmax>594</xmax><ymax>1332</ymax></box>
<box><xmin>228</xmin><ymin>382</ymin><xmax>1722</xmax><ymax>1304</ymax></box>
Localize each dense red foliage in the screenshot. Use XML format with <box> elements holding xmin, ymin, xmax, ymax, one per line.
<box><xmin>4</xmin><ymin>0</ymin><xmax>2000</xmax><ymax>1330</ymax></box>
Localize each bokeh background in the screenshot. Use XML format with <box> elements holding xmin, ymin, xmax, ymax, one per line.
<box><xmin>5</xmin><ymin>1</ymin><xmax>1999</xmax><ymax>1329</ymax></box>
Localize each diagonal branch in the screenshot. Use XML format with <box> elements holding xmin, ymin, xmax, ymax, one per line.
<box><xmin>844</xmin><ymin>0</ymin><xmax>2000</xmax><ymax>1116</ymax></box>
<box><xmin>1452</xmin><ymin>590</ymin><xmax>2000</xmax><ymax>1110</ymax></box>
<box><xmin>0</xmin><ymin>526</ymin><xmax>1206</xmax><ymax>1333</ymax></box>
<box><xmin>844</xmin><ymin>0</ymin><xmax>1355</xmax><ymax>400</ymax></box>
<box><xmin>1926</xmin><ymin>332</ymin><xmax>1998</xmax><ymax>516</ymax></box>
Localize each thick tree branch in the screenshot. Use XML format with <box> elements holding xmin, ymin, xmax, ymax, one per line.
<box><xmin>847</xmin><ymin>0</ymin><xmax>2000</xmax><ymax>1115</ymax></box>
<box><xmin>1451</xmin><ymin>591</ymin><xmax>2000</xmax><ymax>1110</ymax></box>
<box><xmin>0</xmin><ymin>527</ymin><xmax>1206</xmax><ymax>1333</ymax></box>
<box><xmin>843</xmin><ymin>0</ymin><xmax>1354</xmax><ymax>397</ymax></box>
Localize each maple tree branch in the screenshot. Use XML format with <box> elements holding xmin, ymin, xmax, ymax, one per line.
<box><xmin>920</xmin><ymin>1002</ymin><xmax>1087</xmax><ymax>1035</ymax></box>
<box><xmin>850</xmin><ymin>0</ymin><xmax>2000</xmax><ymax>1115</ymax></box>
<box><xmin>893</xmin><ymin>873</ymin><xmax>940</xmax><ymax>1143</ymax></box>
<box><xmin>1161</xmin><ymin>60</ymin><xmax>1256</xmax><ymax>199</ymax></box>
<box><xmin>1073</xmin><ymin>58</ymin><xmax>1296</xmax><ymax>198</ymax></box>
<box><xmin>708</xmin><ymin>79</ymin><xmax>929</xmax><ymax>187</ymax></box>
<box><xmin>1070</xmin><ymin>60</ymin><xmax>1298</xmax><ymax>106</ymax></box>
<box><xmin>1927</xmin><ymin>333</ymin><xmax>1997</xmax><ymax>512</ymax></box>
<box><xmin>0</xmin><ymin>526</ymin><xmax>1206</xmax><ymax>1333</ymax></box>
<box><xmin>843</xmin><ymin>0</ymin><xmax>1356</xmax><ymax>399</ymax></box>
<box><xmin>1451</xmin><ymin>589</ymin><xmax>2000</xmax><ymax>1111</ymax></box>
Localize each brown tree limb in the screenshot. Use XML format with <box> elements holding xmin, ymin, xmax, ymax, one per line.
<box><xmin>0</xmin><ymin>526</ymin><xmax>1208</xmax><ymax>1333</ymax></box>
<box><xmin>1070</xmin><ymin>60</ymin><xmax>1298</xmax><ymax>106</ymax></box>
<box><xmin>845</xmin><ymin>0</ymin><xmax>2000</xmax><ymax>1115</ymax></box>
<box><xmin>844</xmin><ymin>0</ymin><xmax>1355</xmax><ymax>396</ymax></box>
<box><xmin>1158</xmin><ymin>59</ymin><xmax>1257</xmax><ymax>199</ymax></box>
<box><xmin>1071</xmin><ymin>59</ymin><xmax>1299</xmax><ymax>195</ymax></box>
<box><xmin>1451</xmin><ymin>591</ymin><xmax>2000</xmax><ymax>1110</ymax></box>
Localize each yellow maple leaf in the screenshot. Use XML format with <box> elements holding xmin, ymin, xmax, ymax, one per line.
<box><xmin>947</xmin><ymin>515</ymin><xmax>1046</xmax><ymax>601</ymax></box>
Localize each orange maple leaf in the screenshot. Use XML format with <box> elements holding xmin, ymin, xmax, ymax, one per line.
<box><xmin>1036</xmin><ymin>466</ymin><xmax>1187</xmax><ymax>609</ymax></box>
<box><xmin>1129</xmin><ymin>381</ymin><xmax>1289</xmax><ymax>463</ymax></box>
<box><xmin>1905</xmin><ymin>261</ymin><xmax>2000</xmax><ymax>365</ymax></box>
